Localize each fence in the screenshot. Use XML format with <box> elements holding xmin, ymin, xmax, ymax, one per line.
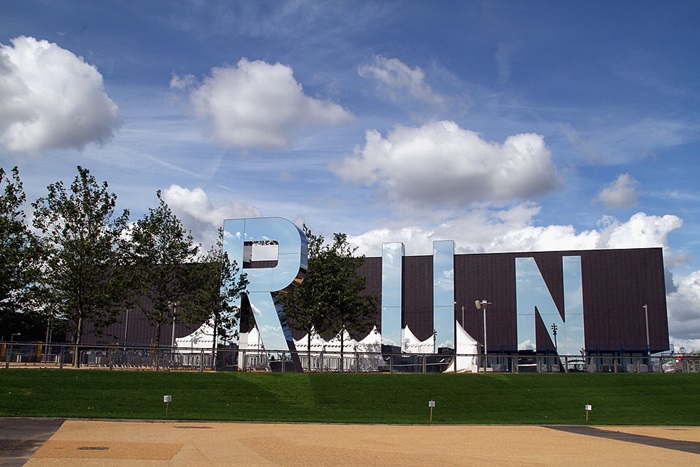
<box><xmin>1</xmin><ymin>341</ymin><xmax>698</xmax><ymax>374</ymax></box>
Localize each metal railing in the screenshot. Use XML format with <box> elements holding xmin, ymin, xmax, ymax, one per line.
<box><xmin>1</xmin><ymin>341</ymin><xmax>698</xmax><ymax>374</ymax></box>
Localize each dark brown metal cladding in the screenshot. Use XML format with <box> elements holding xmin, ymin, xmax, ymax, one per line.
<box><xmin>402</xmin><ymin>255</ymin><xmax>433</xmax><ymax>341</ymax></box>
<box><xmin>578</xmin><ymin>248</ymin><xmax>669</xmax><ymax>353</ymax></box>
<box><xmin>454</xmin><ymin>253</ymin><xmax>518</xmax><ymax>353</ymax></box>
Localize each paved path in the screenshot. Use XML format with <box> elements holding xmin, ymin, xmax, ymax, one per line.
<box><xmin>2</xmin><ymin>419</ymin><xmax>699</xmax><ymax>466</ymax></box>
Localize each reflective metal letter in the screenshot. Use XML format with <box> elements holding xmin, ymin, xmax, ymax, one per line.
<box><xmin>432</xmin><ymin>240</ymin><xmax>455</xmax><ymax>351</ymax></box>
<box><xmin>381</xmin><ymin>242</ymin><xmax>404</xmax><ymax>349</ymax></box>
<box><xmin>515</xmin><ymin>256</ymin><xmax>585</xmax><ymax>356</ymax></box>
<box><xmin>223</xmin><ymin>217</ymin><xmax>307</xmax><ymax>370</ymax></box>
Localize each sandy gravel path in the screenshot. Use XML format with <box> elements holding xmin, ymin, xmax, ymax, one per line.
<box><xmin>23</xmin><ymin>420</ymin><xmax>700</xmax><ymax>466</ymax></box>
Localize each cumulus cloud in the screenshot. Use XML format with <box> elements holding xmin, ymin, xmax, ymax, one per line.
<box><xmin>161</xmin><ymin>184</ymin><xmax>262</xmax><ymax>248</ymax></box>
<box><xmin>0</xmin><ymin>36</ymin><xmax>121</xmax><ymax>154</ymax></box>
<box><xmin>183</xmin><ymin>59</ymin><xmax>353</xmax><ymax>149</ymax></box>
<box><xmin>169</xmin><ymin>73</ymin><xmax>196</xmax><ymax>90</ymax></box>
<box><xmin>358</xmin><ymin>56</ymin><xmax>448</xmax><ymax>111</ymax></box>
<box><xmin>332</xmin><ymin>121</ymin><xmax>561</xmax><ymax>206</ymax></box>
<box><xmin>667</xmin><ymin>271</ymin><xmax>700</xmax><ymax>343</ymax></box>
<box><xmin>595</xmin><ymin>173</ymin><xmax>639</xmax><ymax>208</ymax></box>
<box><xmin>348</xmin><ymin>210</ymin><xmax>682</xmax><ymax>259</ymax></box>
<box><xmin>596</xmin><ymin>212</ymin><xmax>682</xmax><ymax>249</ymax></box>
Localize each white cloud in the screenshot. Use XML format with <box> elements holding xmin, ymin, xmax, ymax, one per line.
<box><xmin>161</xmin><ymin>184</ymin><xmax>262</xmax><ymax>248</ymax></box>
<box><xmin>496</xmin><ymin>43</ymin><xmax>518</xmax><ymax>85</ymax></box>
<box><xmin>0</xmin><ymin>36</ymin><xmax>121</xmax><ymax>154</ymax></box>
<box><xmin>667</xmin><ymin>270</ymin><xmax>700</xmax><ymax>342</ymax></box>
<box><xmin>169</xmin><ymin>73</ymin><xmax>196</xmax><ymax>90</ymax></box>
<box><xmin>188</xmin><ymin>58</ymin><xmax>353</xmax><ymax>149</ymax></box>
<box><xmin>332</xmin><ymin>121</ymin><xmax>561</xmax><ymax>206</ymax></box>
<box><xmin>348</xmin><ymin>210</ymin><xmax>681</xmax><ymax>258</ymax></box>
<box><xmin>518</xmin><ymin>339</ymin><xmax>535</xmax><ymax>351</ymax></box>
<box><xmin>595</xmin><ymin>173</ymin><xmax>638</xmax><ymax>208</ymax></box>
<box><xmin>358</xmin><ymin>56</ymin><xmax>448</xmax><ymax>110</ymax></box>
<box><xmin>596</xmin><ymin>212</ymin><xmax>682</xmax><ymax>250</ymax></box>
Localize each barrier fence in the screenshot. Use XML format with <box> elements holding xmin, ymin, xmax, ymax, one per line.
<box><xmin>1</xmin><ymin>341</ymin><xmax>697</xmax><ymax>374</ymax></box>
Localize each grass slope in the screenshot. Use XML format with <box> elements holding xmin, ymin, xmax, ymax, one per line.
<box><xmin>1</xmin><ymin>370</ymin><xmax>699</xmax><ymax>425</ymax></box>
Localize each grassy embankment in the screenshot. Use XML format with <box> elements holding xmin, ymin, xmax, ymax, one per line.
<box><xmin>1</xmin><ymin>369</ymin><xmax>699</xmax><ymax>425</ymax></box>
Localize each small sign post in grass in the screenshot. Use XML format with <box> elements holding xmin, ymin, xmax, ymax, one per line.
<box><xmin>585</xmin><ymin>404</ymin><xmax>592</xmax><ymax>422</ymax></box>
<box><xmin>164</xmin><ymin>395</ymin><xmax>172</xmax><ymax>417</ymax></box>
<box><xmin>428</xmin><ymin>400</ymin><xmax>435</xmax><ymax>423</ymax></box>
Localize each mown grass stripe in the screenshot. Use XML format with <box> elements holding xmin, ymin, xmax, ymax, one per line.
<box><xmin>0</xmin><ymin>370</ymin><xmax>698</xmax><ymax>425</ymax></box>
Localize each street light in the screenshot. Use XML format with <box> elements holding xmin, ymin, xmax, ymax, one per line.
<box><xmin>643</xmin><ymin>304</ymin><xmax>650</xmax><ymax>357</ymax></box>
<box><xmin>168</xmin><ymin>302</ymin><xmax>179</xmax><ymax>349</ymax></box>
<box><xmin>123</xmin><ymin>308</ymin><xmax>130</xmax><ymax>348</ymax></box>
<box><xmin>10</xmin><ymin>333</ymin><xmax>21</xmax><ymax>342</ymax></box>
<box><xmin>475</xmin><ymin>300</ymin><xmax>491</xmax><ymax>371</ymax></box>
<box><xmin>550</xmin><ymin>323</ymin><xmax>558</xmax><ymax>353</ymax></box>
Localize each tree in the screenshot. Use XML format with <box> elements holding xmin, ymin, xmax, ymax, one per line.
<box><xmin>281</xmin><ymin>225</ymin><xmax>378</xmax><ymax>370</ymax></box>
<box><xmin>31</xmin><ymin>166</ymin><xmax>131</xmax><ymax>352</ymax></box>
<box><xmin>183</xmin><ymin>229</ymin><xmax>248</xmax><ymax>369</ymax></box>
<box><xmin>0</xmin><ymin>167</ymin><xmax>38</xmax><ymax>338</ymax></box>
<box><xmin>129</xmin><ymin>191</ymin><xmax>199</xmax><ymax>347</ymax></box>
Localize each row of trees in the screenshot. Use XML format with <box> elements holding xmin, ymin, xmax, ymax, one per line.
<box><xmin>0</xmin><ymin>166</ymin><xmax>247</xmax><ymax>353</ymax></box>
<box><xmin>1</xmin><ymin>165</ymin><xmax>379</xmax><ymax>367</ymax></box>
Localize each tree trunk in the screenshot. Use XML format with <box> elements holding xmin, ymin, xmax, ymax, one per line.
<box><xmin>307</xmin><ymin>331</ymin><xmax>312</xmax><ymax>371</ymax></box>
<box><xmin>211</xmin><ymin>316</ymin><xmax>218</xmax><ymax>371</ymax></box>
<box><xmin>155</xmin><ymin>322</ymin><xmax>161</xmax><ymax>347</ymax></box>
<box><xmin>74</xmin><ymin>316</ymin><xmax>83</xmax><ymax>368</ymax></box>
<box><xmin>340</xmin><ymin>328</ymin><xmax>345</xmax><ymax>372</ymax></box>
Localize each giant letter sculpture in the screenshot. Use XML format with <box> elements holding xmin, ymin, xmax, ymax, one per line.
<box><xmin>516</xmin><ymin>256</ymin><xmax>584</xmax><ymax>357</ymax></box>
<box><xmin>381</xmin><ymin>242</ymin><xmax>404</xmax><ymax>350</ymax></box>
<box><xmin>223</xmin><ymin>217</ymin><xmax>308</xmax><ymax>371</ymax></box>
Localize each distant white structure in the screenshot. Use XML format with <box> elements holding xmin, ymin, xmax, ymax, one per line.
<box><xmin>174</xmin><ymin>323</ymin><xmax>228</xmax><ymax>368</ymax></box>
<box><xmin>293</xmin><ymin>326</ymin><xmax>383</xmax><ymax>372</ymax></box>
<box><xmin>444</xmin><ymin>322</ymin><xmax>479</xmax><ymax>373</ymax></box>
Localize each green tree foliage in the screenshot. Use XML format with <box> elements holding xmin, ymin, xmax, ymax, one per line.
<box><xmin>129</xmin><ymin>191</ymin><xmax>199</xmax><ymax>347</ymax></box>
<box><xmin>184</xmin><ymin>228</ymin><xmax>248</xmax><ymax>368</ymax></box>
<box><xmin>31</xmin><ymin>166</ymin><xmax>131</xmax><ymax>349</ymax></box>
<box><xmin>281</xmin><ymin>225</ymin><xmax>378</xmax><ymax>369</ymax></box>
<box><xmin>0</xmin><ymin>167</ymin><xmax>38</xmax><ymax>337</ymax></box>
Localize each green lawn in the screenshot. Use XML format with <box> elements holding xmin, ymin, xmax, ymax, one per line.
<box><xmin>1</xmin><ymin>369</ymin><xmax>698</xmax><ymax>425</ymax></box>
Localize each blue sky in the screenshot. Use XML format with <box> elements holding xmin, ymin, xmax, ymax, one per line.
<box><xmin>1</xmin><ymin>1</ymin><xmax>699</xmax><ymax>349</ymax></box>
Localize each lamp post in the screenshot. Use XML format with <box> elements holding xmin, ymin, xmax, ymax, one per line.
<box><xmin>551</xmin><ymin>323</ymin><xmax>558</xmax><ymax>353</ymax></box>
<box><xmin>643</xmin><ymin>304</ymin><xmax>650</xmax><ymax>357</ymax></box>
<box><xmin>168</xmin><ymin>302</ymin><xmax>179</xmax><ymax>349</ymax></box>
<box><xmin>475</xmin><ymin>300</ymin><xmax>491</xmax><ymax>372</ymax></box>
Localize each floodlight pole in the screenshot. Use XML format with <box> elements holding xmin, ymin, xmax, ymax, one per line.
<box><xmin>483</xmin><ymin>302</ymin><xmax>487</xmax><ymax>371</ymax></box>
<box><xmin>169</xmin><ymin>302</ymin><xmax>178</xmax><ymax>349</ymax></box>
<box><xmin>551</xmin><ymin>323</ymin><xmax>558</xmax><ymax>353</ymax></box>
<box><xmin>643</xmin><ymin>304</ymin><xmax>650</xmax><ymax>357</ymax></box>
<box><xmin>475</xmin><ymin>300</ymin><xmax>490</xmax><ymax>372</ymax></box>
